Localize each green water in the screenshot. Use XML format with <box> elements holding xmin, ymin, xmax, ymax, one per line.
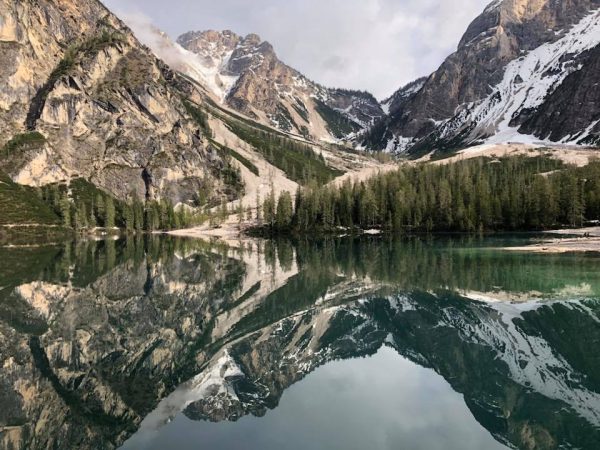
<box><xmin>0</xmin><ymin>235</ymin><xmax>599</xmax><ymax>450</ymax></box>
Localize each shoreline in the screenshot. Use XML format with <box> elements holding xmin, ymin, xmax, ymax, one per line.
<box><xmin>504</xmin><ymin>227</ymin><xmax>600</xmax><ymax>254</ymax></box>
<box><xmin>170</xmin><ymin>225</ymin><xmax>600</xmax><ymax>254</ymax></box>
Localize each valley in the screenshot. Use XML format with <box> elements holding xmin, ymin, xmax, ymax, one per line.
<box><xmin>0</xmin><ymin>2</ymin><xmax>600</xmax><ymax>446</ymax></box>
<box><xmin>0</xmin><ymin>0</ymin><xmax>598</xmax><ymax>243</ymax></box>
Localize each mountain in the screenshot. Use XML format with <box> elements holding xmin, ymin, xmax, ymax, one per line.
<box><xmin>175</xmin><ymin>292</ymin><xmax>600</xmax><ymax>450</ymax></box>
<box><xmin>1</xmin><ymin>0</ymin><xmax>388</xmax><ymax>235</ymax></box>
<box><xmin>367</xmin><ymin>0</ymin><xmax>600</xmax><ymax>156</ymax></box>
<box><xmin>0</xmin><ymin>0</ymin><xmax>240</xmax><ymax>207</ymax></box>
<box><xmin>174</xmin><ymin>30</ymin><xmax>384</xmax><ymax>142</ymax></box>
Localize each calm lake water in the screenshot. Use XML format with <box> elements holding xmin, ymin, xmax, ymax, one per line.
<box><xmin>0</xmin><ymin>235</ymin><xmax>599</xmax><ymax>450</ymax></box>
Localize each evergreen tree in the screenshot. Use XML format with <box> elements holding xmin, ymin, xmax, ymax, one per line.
<box><xmin>260</xmin><ymin>155</ymin><xmax>600</xmax><ymax>234</ymax></box>
<box><xmin>123</xmin><ymin>203</ymin><xmax>134</xmax><ymax>233</ymax></box>
<box><xmin>105</xmin><ymin>197</ymin><xmax>115</xmax><ymax>228</ymax></box>
<box><xmin>263</xmin><ymin>188</ymin><xmax>276</xmax><ymax>228</ymax></box>
<box><xmin>60</xmin><ymin>192</ymin><xmax>71</xmax><ymax>228</ymax></box>
<box><xmin>275</xmin><ymin>191</ymin><xmax>293</xmax><ymax>230</ymax></box>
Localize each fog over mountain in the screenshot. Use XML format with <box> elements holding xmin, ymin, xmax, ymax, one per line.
<box><xmin>103</xmin><ymin>0</ymin><xmax>490</xmax><ymax>99</ymax></box>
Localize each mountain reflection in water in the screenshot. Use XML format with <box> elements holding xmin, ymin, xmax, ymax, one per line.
<box><xmin>0</xmin><ymin>235</ymin><xmax>599</xmax><ymax>450</ymax></box>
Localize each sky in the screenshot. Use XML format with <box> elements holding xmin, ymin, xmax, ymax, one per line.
<box><xmin>102</xmin><ymin>0</ymin><xmax>491</xmax><ymax>99</ymax></box>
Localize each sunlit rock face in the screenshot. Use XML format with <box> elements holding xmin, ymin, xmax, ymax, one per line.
<box><xmin>0</xmin><ymin>0</ymin><xmax>233</xmax><ymax>205</ymax></box>
<box><xmin>0</xmin><ymin>237</ymin><xmax>599</xmax><ymax>450</ymax></box>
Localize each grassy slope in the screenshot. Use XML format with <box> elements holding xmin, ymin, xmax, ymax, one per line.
<box><xmin>0</xmin><ymin>172</ymin><xmax>61</xmax><ymax>226</ymax></box>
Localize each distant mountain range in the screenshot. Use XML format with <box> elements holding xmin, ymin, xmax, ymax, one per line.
<box><xmin>130</xmin><ymin>0</ymin><xmax>600</xmax><ymax>157</ymax></box>
<box><xmin>130</xmin><ymin>26</ymin><xmax>385</xmax><ymax>143</ymax></box>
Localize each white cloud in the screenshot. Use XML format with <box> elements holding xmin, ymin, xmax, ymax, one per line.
<box><xmin>103</xmin><ymin>0</ymin><xmax>491</xmax><ymax>99</ymax></box>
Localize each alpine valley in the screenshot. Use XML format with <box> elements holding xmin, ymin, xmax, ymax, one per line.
<box><xmin>0</xmin><ymin>0</ymin><xmax>599</xmax><ymax>236</ymax></box>
<box><xmin>1</xmin><ymin>1</ymin><xmax>600</xmax><ymax>449</ymax></box>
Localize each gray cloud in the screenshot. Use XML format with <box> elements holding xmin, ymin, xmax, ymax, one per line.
<box><xmin>103</xmin><ymin>0</ymin><xmax>491</xmax><ymax>99</ymax></box>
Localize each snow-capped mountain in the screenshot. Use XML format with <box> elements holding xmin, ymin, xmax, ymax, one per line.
<box><xmin>380</xmin><ymin>77</ymin><xmax>427</xmax><ymax>116</ymax></box>
<box><xmin>174</xmin><ymin>30</ymin><xmax>384</xmax><ymax>142</ymax></box>
<box><xmin>368</xmin><ymin>0</ymin><xmax>600</xmax><ymax>156</ymax></box>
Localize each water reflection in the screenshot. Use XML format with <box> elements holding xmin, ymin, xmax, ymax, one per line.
<box><xmin>0</xmin><ymin>235</ymin><xmax>598</xmax><ymax>450</ymax></box>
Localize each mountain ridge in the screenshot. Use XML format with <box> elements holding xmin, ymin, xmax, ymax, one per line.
<box><xmin>366</xmin><ymin>0</ymin><xmax>600</xmax><ymax>155</ymax></box>
<box><xmin>172</xmin><ymin>28</ymin><xmax>385</xmax><ymax>142</ymax></box>
<box><xmin>0</xmin><ymin>0</ymin><xmax>238</xmax><ymax>206</ymax></box>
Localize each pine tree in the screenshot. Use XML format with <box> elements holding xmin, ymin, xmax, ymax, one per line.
<box><xmin>105</xmin><ymin>197</ymin><xmax>115</xmax><ymax>228</ymax></box>
<box><xmin>123</xmin><ymin>203</ymin><xmax>134</xmax><ymax>233</ymax></box>
<box><xmin>275</xmin><ymin>191</ymin><xmax>293</xmax><ymax>230</ymax></box>
<box><xmin>263</xmin><ymin>188</ymin><xmax>276</xmax><ymax>228</ymax></box>
<box><xmin>60</xmin><ymin>192</ymin><xmax>71</xmax><ymax>228</ymax></box>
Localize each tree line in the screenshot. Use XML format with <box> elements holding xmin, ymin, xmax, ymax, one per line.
<box><xmin>259</xmin><ymin>156</ymin><xmax>600</xmax><ymax>234</ymax></box>
<box><xmin>40</xmin><ymin>179</ymin><xmax>192</xmax><ymax>233</ymax></box>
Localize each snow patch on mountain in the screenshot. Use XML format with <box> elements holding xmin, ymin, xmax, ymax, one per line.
<box><xmin>385</xmin><ymin>135</ymin><xmax>415</xmax><ymax>154</ymax></box>
<box><xmin>177</xmin><ymin>46</ymin><xmax>240</xmax><ymax>101</ymax></box>
<box><xmin>475</xmin><ymin>302</ymin><xmax>600</xmax><ymax>426</ymax></box>
<box><xmin>443</xmin><ymin>8</ymin><xmax>600</xmax><ymax>147</ymax></box>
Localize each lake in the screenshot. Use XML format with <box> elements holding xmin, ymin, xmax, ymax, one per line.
<box><xmin>0</xmin><ymin>235</ymin><xmax>599</xmax><ymax>449</ymax></box>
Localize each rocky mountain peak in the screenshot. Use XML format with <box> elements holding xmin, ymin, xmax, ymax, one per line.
<box><xmin>175</xmin><ymin>28</ymin><xmax>384</xmax><ymax>141</ymax></box>
<box><xmin>242</xmin><ymin>33</ymin><xmax>263</xmax><ymax>46</ymax></box>
<box><xmin>177</xmin><ymin>29</ymin><xmax>241</xmax><ymax>52</ymax></box>
<box><xmin>368</xmin><ymin>0</ymin><xmax>600</xmax><ymax>154</ymax></box>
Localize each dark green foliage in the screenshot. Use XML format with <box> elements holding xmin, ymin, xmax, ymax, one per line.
<box><xmin>39</xmin><ymin>179</ymin><xmax>189</xmax><ymax>233</ymax></box>
<box><xmin>183</xmin><ymin>100</ymin><xmax>213</xmax><ymax>138</ymax></box>
<box><xmin>265</xmin><ymin>156</ymin><xmax>600</xmax><ymax>234</ymax></box>
<box><xmin>271</xmin><ymin>104</ymin><xmax>297</xmax><ymax>132</ymax></box>
<box><xmin>202</xmin><ymin>94</ymin><xmax>290</xmax><ymax>137</ymax></box>
<box><xmin>263</xmin><ymin>190</ymin><xmax>276</xmax><ymax>228</ymax></box>
<box><xmin>276</xmin><ymin>191</ymin><xmax>294</xmax><ymax>230</ymax></box>
<box><xmin>211</xmin><ymin>141</ymin><xmax>259</xmax><ymax>176</ymax></box>
<box><xmin>77</xmin><ymin>30</ymin><xmax>124</xmax><ymax>56</ymax></box>
<box><xmin>0</xmin><ymin>171</ymin><xmax>61</xmax><ymax>226</ymax></box>
<box><xmin>224</xmin><ymin>117</ymin><xmax>343</xmax><ymax>185</ymax></box>
<box><xmin>329</xmin><ymin>88</ymin><xmax>379</xmax><ymax>103</ymax></box>
<box><xmin>1</xmin><ymin>132</ymin><xmax>46</xmax><ymax>157</ymax></box>
<box><xmin>212</xmin><ymin>156</ymin><xmax>244</xmax><ymax>199</ymax></box>
<box><xmin>299</xmin><ymin>126</ymin><xmax>311</xmax><ymax>140</ymax></box>
<box><xmin>314</xmin><ymin>100</ymin><xmax>362</xmax><ymax>139</ymax></box>
<box><xmin>292</xmin><ymin>98</ymin><xmax>310</xmax><ymax>123</ymax></box>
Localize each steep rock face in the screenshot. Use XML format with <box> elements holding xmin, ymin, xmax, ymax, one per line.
<box><xmin>374</xmin><ymin>0</ymin><xmax>600</xmax><ymax>154</ymax></box>
<box><xmin>382</xmin><ymin>77</ymin><xmax>428</xmax><ymax>116</ymax></box>
<box><xmin>516</xmin><ymin>43</ymin><xmax>600</xmax><ymax>144</ymax></box>
<box><xmin>176</xmin><ymin>30</ymin><xmax>384</xmax><ymax>141</ymax></box>
<box><xmin>0</xmin><ymin>0</ymin><xmax>233</xmax><ymax>204</ymax></box>
<box><xmin>365</xmin><ymin>77</ymin><xmax>427</xmax><ymax>151</ymax></box>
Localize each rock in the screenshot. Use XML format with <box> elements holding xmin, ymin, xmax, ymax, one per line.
<box><xmin>175</xmin><ymin>30</ymin><xmax>384</xmax><ymax>141</ymax></box>
<box><xmin>374</xmin><ymin>0</ymin><xmax>600</xmax><ymax>155</ymax></box>
<box><xmin>0</xmin><ymin>0</ymin><xmax>233</xmax><ymax>205</ymax></box>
